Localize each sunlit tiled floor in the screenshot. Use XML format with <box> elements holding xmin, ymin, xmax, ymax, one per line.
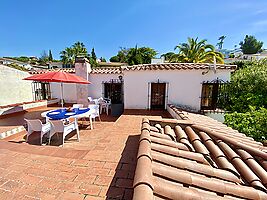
<box><xmin>0</xmin><ymin>108</ymin><xmax>170</xmax><ymax>199</ymax></box>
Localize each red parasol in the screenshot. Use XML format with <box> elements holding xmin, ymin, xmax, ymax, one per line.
<box><xmin>24</xmin><ymin>71</ymin><xmax>91</xmax><ymax>107</ymax></box>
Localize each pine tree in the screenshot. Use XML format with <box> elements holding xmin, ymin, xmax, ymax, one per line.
<box><xmin>48</xmin><ymin>50</ymin><xmax>53</xmax><ymax>62</ymax></box>
<box><xmin>89</xmin><ymin>48</ymin><xmax>98</xmax><ymax>68</ymax></box>
<box><xmin>91</xmin><ymin>48</ymin><xmax>97</xmax><ymax>61</ymax></box>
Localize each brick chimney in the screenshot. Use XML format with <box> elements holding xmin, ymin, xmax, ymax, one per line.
<box><xmin>75</xmin><ymin>56</ymin><xmax>91</xmax><ymax>105</ymax></box>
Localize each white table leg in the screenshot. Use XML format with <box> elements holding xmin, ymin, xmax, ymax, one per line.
<box><xmin>89</xmin><ymin>116</ymin><xmax>93</xmax><ymax>130</ymax></box>
<box><xmin>75</xmin><ymin>118</ymin><xmax>80</xmax><ymax>142</ymax></box>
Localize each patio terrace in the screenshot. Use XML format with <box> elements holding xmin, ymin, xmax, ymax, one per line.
<box><xmin>0</xmin><ymin>107</ymin><xmax>171</xmax><ymax>199</ymax></box>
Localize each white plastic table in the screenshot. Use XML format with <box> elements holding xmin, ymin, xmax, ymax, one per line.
<box><xmin>41</xmin><ymin>108</ymin><xmax>93</xmax><ymax>130</ymax></box>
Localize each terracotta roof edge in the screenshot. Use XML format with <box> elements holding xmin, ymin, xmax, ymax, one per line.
<box><xmin>133</xmin><ymin>121</ymin><xmax>154</xmax><ymax>199</ymax></box>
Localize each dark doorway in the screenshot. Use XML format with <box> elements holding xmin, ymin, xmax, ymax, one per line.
<box><xmin>104</xmin><ymin>82</ymin><xmax>123</xmax><ymax>104</ymax></box>
<box><xmin>103</xmin><ymin>79</ymin><xmax>124</xmax><ymax>116</ymax></box>
<box><xmin>151</xmin><ymin>83</ymin><xmax>166</xmax><ymax>110</ymax></box>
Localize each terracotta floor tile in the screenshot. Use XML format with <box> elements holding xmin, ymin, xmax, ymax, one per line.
<box><xmin>88</xmin><ymin>168</ymin><xmax>111</xmax><ymax>176</ymax></box>
<box><xmin>84</xmin><ymin>195</ymin><xmax>103</xmax><ymax>200</ymax></box>
<box><xmin>35</xmin><ymin>187</ymin><xmax>61</xmax><ymax>199</ymax></box>
<box><xmin>0</xmin><ymin>189</ymin><xmax>15</xmax><ymax>200</ymax></box>
<box><xmin>57</xmin><ymin>192</ymin><xmax>85</xmax><ymax>200</ymax></box>
<box><xmin>0</xmin><ymin>177</ymin><xmax>9</xmax><ymax>187</ymax></box>
<box><xmin>56</xmin><ymin>171</ymin><xmax>78</xmax><ymax>182</ymax></box>
<box><xmin>71</xmin><ymin>159</ymin><xmax>89</xmax><ymax>166</ymax></box>
<box><xmin>38</xmin><ymin>179</ymin><xmax>60</xmax><ymax>190</ymax></box>
<box><xmin>0</xmin><ymin>180</ymin><xmax>24</xmax><ymax>192</ymax></box>
<box><xmin>4</xmin><ymin>170</ymin><xmax>24</xmax><ymax>181</ymax></box>
<box><xmin>103</xmin><ymin>162</ymin><xmax>121</xmax><ymax>170</ymax></box>
<box><xmin>74</xmin><ymin>174</ymin><xmax>97</xmax><ymax>185</ymax></box>
<box><xmin>94</xmin><ymin>175</ymin><xmax>114</xmax><ymax>186</ymax></box>
<box><xmin>37</xmin><ymin>192</ymin><xmax>58</xmax><ymax>200</ymax></box>
<box><xmin>93</xmin><ymin>145</ymin><xmax>106</xmax><ymax>151</ymax></box>
<box><xmin>56</xmin><ymin>181</ymin><xmax>80</xmax><ymax>193</ymax></box>
<box><xmin>7</xmin><ymin>164</ymin><xmax>27</xmax><ymax>172</ymax></box>
<box><xmin>0</xmin><ymin>109</ymin><xmax>170</xmax><ymax>199</ymax></box>
<box><xmin>91</xmin><ymin>161</ymin><xmax>105</xmax><ymax>168</ymax></box>
<box><xmin>20</xmin><ymin>174</ymin><xmax>43</xmax><ymax>185</ymax></box>
<box><xmin>79</xmin><ymin>183</ymin><xmax>101</xmax><ymax>196</ymax></box>
<box><xmin>15</xmin><ymin>184</ymin><xmax>39</xmax><ymax>198</ymax></box>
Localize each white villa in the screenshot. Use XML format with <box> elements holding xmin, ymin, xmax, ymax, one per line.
<box><xmin>28</xmin><ymin>57</ymin><xmax>235</xmax><ymax>113</ymax></box>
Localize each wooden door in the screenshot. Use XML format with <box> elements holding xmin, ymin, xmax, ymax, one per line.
<box><xmin>151</xmin><ymin>83</ymin><xmax>166</xmax><ymax>110</ymax></box>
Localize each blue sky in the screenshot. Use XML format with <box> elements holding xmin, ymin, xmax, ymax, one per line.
<box><xmin>1</xmin><ymin>0</ymin><xmax>267</xmax><ymax>60</ymax></box>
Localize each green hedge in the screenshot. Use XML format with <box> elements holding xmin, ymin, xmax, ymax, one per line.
<box><xmin>224</xmin><ymin>107</ymin><xmax>267</xmax><ymax>142</ymax></box>
<box><xmin>226</xmin><ymin>59</ymin><xmax>267</xmax><ymax>113</ymax></box>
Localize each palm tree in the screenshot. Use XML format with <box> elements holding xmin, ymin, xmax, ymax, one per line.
<box><xmin>60</xmin><ymin>42</ymin><xmax>88</xmax><ymax>65</ymax></box>
<box><xmin>72</xmin><ymin>42</ymin><xmax>87</xmax><ymax>57</ymax></box>
<box><xmin>60</xmin><ymin>47</ymin><xmax>74</xmax><ymax>64</ymax></box>
<box><xmin>170</xmin><ymin>37</ymin><xmax>224</xmax><ymax>64</ymax></box>
<box><xmin>217</xmin><ymin>35</ymin><xmax>226</xmax><ymax>50</ymax></box>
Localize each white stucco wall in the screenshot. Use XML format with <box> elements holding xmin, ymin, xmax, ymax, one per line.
<box><xmin>123</xmin><ymin>69</ymin><xmax>230</xmax><ymax>110</ymax></box>
<box><xmin>0</xmin><ymin>65</ymin><xmax>33</xmax><ymax>106</ymax></box>
<box><xmin>48</xmin><ymin>68</ymin><xmax>231</xmax><ymax>109</ymax></box>
<box><xmin>50</xmin><ymin>73</ymin><xmax>121</xmax><ymax>103</ymax></box>
<box><xmin>50</xmin><ymin>83</ymin><xmax>77</xmax><ymax>103</ymax></box>
<box><xmin>88</xmin><ymin>73</ymin><xmax>121</xmax><ymax>99</ymax></box>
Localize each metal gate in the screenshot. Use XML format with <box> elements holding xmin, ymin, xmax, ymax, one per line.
<box><xmin>150</xmin><ymin>83</ymin><xmax>166</xmax><ymax>110</ymax></box>
<box><xmin>32</xmin><ymin>82</ymin><xmax>51</xmax><ymax>101</ymax></box>
<box><xmin>102</xmin><ymin>79</ymin><xmax>124</xmax><ymax>104</ymax></box>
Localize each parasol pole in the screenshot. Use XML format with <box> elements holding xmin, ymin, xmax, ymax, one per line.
<box><xmin>60</xmin><ymin>82</ymin><xmax>64</xmax><ymax>108</ymax></box>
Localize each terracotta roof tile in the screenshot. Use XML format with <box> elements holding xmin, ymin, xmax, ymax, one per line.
<box><xmin>123</xmin><ymin>63</ymin><xmax>236</xmax><ymax>71</ymax></box>
<box><xmin>29</xmin><ymin>67</ymin><xmax>122</xmax><ymax>74</ymax></box>
<box><xmin>29</xmin><ymin>68</ymin><xmax>75</xmax><ymax>74</ymax></box>
<box><xmin>90</xmin><ymin>67</ymin><xmax>122</xmax><ymax>74</ymax></box>
<box><xmin>29</xmin><ymin>63</ymin><xmax>236</xmax><ymax>75</ymax></box>
<box><xmin>133</xmin><ymin>106</ymin><xmax>267</xmax><ymax>200</ymax></box>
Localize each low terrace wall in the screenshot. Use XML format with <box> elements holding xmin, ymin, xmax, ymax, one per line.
<box><xmin>0</xmin><ymin>98</ymin><xmax>59</xmax><ymax>117</ymax></box>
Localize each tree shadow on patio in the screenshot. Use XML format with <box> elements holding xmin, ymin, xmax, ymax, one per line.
<box><xmin>104</xmin><ymin>135</ymin><xmax>139</xmax><ymax>199</ymax></box>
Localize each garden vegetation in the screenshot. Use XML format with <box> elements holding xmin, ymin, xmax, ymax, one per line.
<box><xmin>224</xmin><ymin>59</ymin><xmax>267</xmax><ymax>142</ymax></box>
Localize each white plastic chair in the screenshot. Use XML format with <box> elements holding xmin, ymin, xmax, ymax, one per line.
<box><xmin>88</xmin><ymin>104</ymin><xmax>101</xmax><ymax>128</ymax></box>
<box><xmin>40</xmin><ymin>110</ymin><xmax>50</xmax><ymax>123</ymax></box>
<box><xmin>74</xmin><ymin>109</ymin><xmax>93</xmax><ymax>130</ymax></box>
<box><xmin>49</xmin><ymin>120</ymin><xmax>80</xmax><ymax>146</ymax></box>
<box><xmin>98</xmin><ymin>98</ymin><xmax>110</xmax><ymax>115</ymax></box>
<box><xmin>72</xmin><ymin>104</ymin><xmax>83</xmax><ymax>108</ymax></box>
<box><xmin>24</xmin><ymin>119</ymin><xmax>50</xmax><ymax>145</ymax></box>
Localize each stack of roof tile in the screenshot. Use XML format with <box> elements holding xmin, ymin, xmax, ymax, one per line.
<box><xmin>133</xmin><ymin>107</ymin><xmax>267</xmax><ymax>200</ymax></box>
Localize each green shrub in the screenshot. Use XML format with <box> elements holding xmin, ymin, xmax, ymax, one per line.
<box><xmin>224</xmin><ymin>107</ymin><xmax>267</xmax><ymax>142</ymax></box>
<box><xmin>226</xmin><ymin>59</ymin><xmax>267</xmax><ymax>112</ymax></box>
<box><xmin>7</xmin><ymin>63</ymin><xmax>28</xmax><ymax>71</ymax></box>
